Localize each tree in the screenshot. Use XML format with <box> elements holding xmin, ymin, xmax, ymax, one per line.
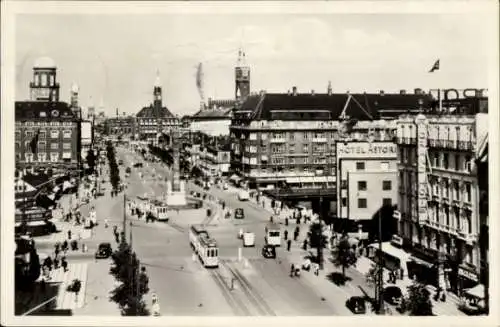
<box><xmin>86</xmin><ymin>149</ymin><xmax>97</xmax><ymax>174</ymax></box>
<box><xmin>405</xmin><ymin>282</ymin><xmax>433</xmax><ymax>316</ymax></box>
<box><xmin>308</xmin><ymin>222</ymin><xmax>328</xmax><ymax>266</ymax></box>
<box><xmin>109</xmin><ymin>240</ymin><xmax>150</xmax><ymax>316</ymax></box>
<box><xmin>331</xmin><ymin>234</ymin><xmax>358</xmax><ymax>278</ymax></box>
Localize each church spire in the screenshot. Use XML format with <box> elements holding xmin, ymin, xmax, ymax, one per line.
<box><xmin>154</xmin><ymin>69</ymin><xmax>161</xmax><ymax>87</ymax></box>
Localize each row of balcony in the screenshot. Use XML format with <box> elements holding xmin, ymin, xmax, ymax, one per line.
<box><xmin>269</xmin><ymin>137</ymin><xmax>330</xmax><ymax>144</ymax></box>
<box><xmin>397</xmin><ymin>137</ymin><xmax>473</xmax><ymax>151</ymax></box>
<box><xmin>420</xmin><ymin>219</ymin><xmax>478</xmax><ymax>244</ymax></box>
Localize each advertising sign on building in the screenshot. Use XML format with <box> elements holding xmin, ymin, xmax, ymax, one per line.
<box><xmin>81</xmin><ymin>120</ymin><xmax>93</xmax><ymax>146</ymax></box>
<box><xmin>336</xmin><ymin>142</ymin><xmax>397</xmax><ymax>158</ymax></box>
<box><xmin>415</xmin><ymin>115</ymin><xmax>429</xmax><ymax>223</ymax></box>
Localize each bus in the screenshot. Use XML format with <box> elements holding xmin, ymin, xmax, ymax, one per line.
<box><xmin>265</xmin><ymin>223</ymin><xmax>282</xmax><ymax>246</ymax></box>
<box><xmin>189</xmin><ymin>225</ymin><xmax>219</xmax><ymax>268</ymax></box>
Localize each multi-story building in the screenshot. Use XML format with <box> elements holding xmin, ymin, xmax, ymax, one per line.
<box><xmin>394</xmin><ymin>92</ymin><xmax>488</xmax><ymax>293</ymax></box>
<box><xmin>336</xmin><ymin>141</ymin><xmax>398</xmax><ymax>222</ymax></box>
<box><xmin>105</xmin><ymin>116</ymin><xmax>136</xmax><ymax>135</ymax></box>
<box><xmin>15</xmin><ymin>57</ymin><xmax>80</xmax><ymax>174</ymax></box>
<box><xmin>189</xmin><ymin>98</ymin><xmax>234</xmax><ymax>136</ymax></box>
<box><xmin>136</xmin><ymin>71</ymin><xmax>179</xmax><ymax>141</ymax></box>
<box><xmin>230</xmin><ymin>86</ymin><xmax>433</xmax><ymax>216</ymax></box>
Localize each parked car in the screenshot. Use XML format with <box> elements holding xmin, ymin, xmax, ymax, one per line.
<box><xmin>118</xmin><ymin>159</ymin><xmax>124</xmax><ymax>165</ymax></box>
<box><xmin>346</xmin><ymin>296</ymin><xmax>367</xmax><ymax>314</ymax></box>
<box><xmin>95</xmin><ymin>242</ymin><xmax>113</xmax><ymax>259</ymax></box>
<box><xmin>384</xmin><ymin>286</ymin><xmax>403</xmax><ymax>306</ymax></box>
<box><xmin>133</xmin><ymin>162</ymin><xmax>143</xmax><ymax>168</ymax></box>
<box><xmin>261</xmin><ymin>245</ymin><xmax>276</xmax><ymax>259</ymax></box>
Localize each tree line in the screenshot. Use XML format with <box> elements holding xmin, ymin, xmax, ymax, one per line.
<box><xmin>106</xmin><ymin>141</ymin><xmax>121</xmax><ymax>192</ymax></box>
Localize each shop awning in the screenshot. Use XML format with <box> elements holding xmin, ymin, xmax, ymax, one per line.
<box><xmin>409</xmin><ymin>255</ymin><xmax>434</xmax><ymax>268</ymax></box>
<box><xmin>465</xmin><ymin>284</ymin><xmax>485</xmax><ymax>299</ymax></box>
<box><xmin>369</xmin><ymin>242</ymin><xmax>411</xmax><ymax>263</ymax></box>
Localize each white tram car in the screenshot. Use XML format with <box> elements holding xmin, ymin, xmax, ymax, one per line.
<box><xmin>189</xmin><ymin>225</ymin><xmax>219</xmax><ymax>268</ymax></box>
<box><xmin>150</xmin><ymin>200</ymin><xmax>169</xmax><ymax>222</ymax></box>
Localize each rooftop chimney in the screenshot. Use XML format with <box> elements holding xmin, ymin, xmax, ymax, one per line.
<box><xmin>287</xmin><ymin>89</ymin><xmax>291</xmax><ymax>95</ymax></box>
<box><xmin>379</xmin><ymin>90</ymin><xmax>385</xmax><ymax>96</ymax></box>
<box><xmin>292</xmin><ymin>86</ymin><xmax>297</xmax><ymax>96</ymax></box>
<box><xmin>414</xmin><ymin>88</ymin><xmax>422</xmax><ymax>95</ymax></box>
<box><xmin>311</xmin><ymin>89</ymin><xmax>315</xmax><ymax>96</ymax></box>
<box><xmin>400</xmin><ymin>89</ymin><xmax>407</xmax><ymax>95</ymax></box>
<box><xmin>327</xmin><ymin>81</ymin><xmax>332</xmax><ymax>95</ymax></box>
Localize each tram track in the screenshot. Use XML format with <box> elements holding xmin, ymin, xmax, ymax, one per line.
<box><xmin>209</xmin><ymin>269</ymin><xmax>250</xmax><ymax>316</ymax></box>
<box><xmin>220</xmin><ymin>260</ymin><xmax>276</xmax><ymax>316</ymax></box>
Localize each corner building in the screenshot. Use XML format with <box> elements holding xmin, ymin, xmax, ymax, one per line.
<box><xmin>395</xmin><ymin>96</ymin><xmax>488</xmax><ymax>292</ymax></box>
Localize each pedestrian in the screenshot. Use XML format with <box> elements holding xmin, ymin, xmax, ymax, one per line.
<box><xmin>284</xmin><ymin>230</ymin><xmax>288</xmax><ymax>241</ymax></box>
<box><xmin>62</xmin><ymin>240</ymin><xmax>68</xmax><ymax>253</ymax></box>
<box><xmin>54</xmin><ymin>243</ymin><xmax>60</xmax><ymax>258</ymax></box>
<box><xmin>287</xmin><ymin>239</ymin><xmax>292</xmax><ymax>252</ymax></box>
<box><xmin>303</xmin><ymin>239</ymin><xmax>308</xmax><ymax>251</ymax></box>
<box><xmin>293</xmin><ymin>231</ymin><xmax>298</xmax><ymax>242</ymax></box>
<box><xmin>104</xmin><ymin>219</ymin><xmax>109</xmax><ymax>228</ymax></box>
<box><xmin>269</xmin><ymin>216</ymin><xmax>273</xmax><ymax>223</ymax></box>
<box><xmin>46</xmin><ymin>256</ymin><xmax>53</xmax><ymax>271</ymax></box>
<box><xmin>67</xmin><ymin>230</ymin><xmax>72</xmax><ymax>240</ymax></box>
<box><xmin>54</xmin><ymin>256</ymin><xmax>59</xmax><ymax>269</ymax></box>
<box><xmin>290</xmin><ymin>263</ymin><xmax>295</xmax><ymax>277</ymax></box>
<box><xmin>285</xmin><ymin>217</ymin><xmax>289</xmax><ymax>226</ymax></box>
<box><xmin>61</xmin><ymin>257</ymin><xmax>68</xmax><ymax>272</ymax></box>
<box><xmin>314</xmin><ymin>262</ymin><xmax>320</xmax><ymax>276</ymax></box>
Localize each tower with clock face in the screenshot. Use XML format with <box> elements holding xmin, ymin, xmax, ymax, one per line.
<box><xmin>235</xmin><ymin>50</ymin><xmax>250</xmax><ymax>104</ymax></box>
<box><xmin>153</xmin><ymin>70</ymin><xmax>162</xmax><ymax>109</ymax></box>
<box><xmin>29</xmin><ymin>57</ymin><xmax>60</xmax><ymax>102</ymax></box>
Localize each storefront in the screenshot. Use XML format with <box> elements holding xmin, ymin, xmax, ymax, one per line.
<box><xmin>367</xmin><ymin>241</ymin><xmax>411</xmax><ymax>276</ymax></box>
<box><xmin>458</xmin><ymin>264</ymin><xmax>480</xmax><ymax>293</ymax></box>
<box><xmin>408</xmin><ymin>243</ymin><xmax>438</xmax><ymax>287</ymax></box>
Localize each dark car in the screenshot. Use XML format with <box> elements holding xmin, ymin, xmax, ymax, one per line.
<box><xmin>346</xmin><ymin>296</ymin><xmax>367</xmax><ymax>314</ymax></box>
<box><xmin>125</xmin><ymin>167</ymin><xmax>131</xmax><ymax>174</ymax></box>
<box><xmin>133</xmin><ymin>162</ymin><xmax>143</xmax><ymax>168</ymax></box>
<box><xmin>118</xmin><ymin>159</ymin><xmax>124</xmax><ymax>165</ymax></box>
<box><xmin>262</xmin><ymin>245</ymin><xmax>276</xmax><ymax>259</ymax></box>
<box><xmin>95</xmin><ymin>242</ymin><xmax>113</xmax><ymax>259</ymax></box>
<box><xmin>384</xmin><ymin>286</ymin><xmax>403</xmax><ymax>305</ymax></box>
<box><xmin>234</xmin><ymin>208</ymin><xmax>245</xmax><ymax>219</ymax></box>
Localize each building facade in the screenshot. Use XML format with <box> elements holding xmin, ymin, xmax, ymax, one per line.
<box><xmin>337</xmin><ymin>141</ymin><xmax>398</xmax><ymax>221</ymax></box>
<box><xmin>394</xmin><ymin>95</ymin><xmax>488</xmax><ymax>292</ymax></box>
<box><xmin>136</xmin><ymin>71</ymin><xmax>179</xmax><ymax>141</ymax></box>
<box><xmin>15</xmin><ymin>58</ymin><xmax>80</xmax><ymax>173</ymax></box>
<box><xmin>189</xmin><ymin>99</ymin><xmax>234</xmax><ymax>136</ymax></box>
<box><xmin>105</xmin><ymin>116</ymin><xmax>136</xmax><ymax>135</ymax></box>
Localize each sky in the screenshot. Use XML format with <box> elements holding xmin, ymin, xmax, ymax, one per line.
<box><xmin>15</xmin><ymin>10</ymin><xmax>494</xmax><ymax>116</ymax></box>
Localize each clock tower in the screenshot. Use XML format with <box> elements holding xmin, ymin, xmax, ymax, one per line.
<box><xmin>29</xmin><ymin>56</ymin><xmax>60</xmax><ymax>102</ymax></box>
<box><xmin>153</xmin><ymin>70</ymin><xmax>162</xmax><ymax>109</ymax></box>
<box><xmin>235</xmin><ymin>49</ymin><xmax>250</xmax><ymax>104</ymax></box>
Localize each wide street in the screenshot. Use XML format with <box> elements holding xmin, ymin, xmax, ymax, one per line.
<box><xmin>105</xmin><ymin>145</ymin><xmax>357</xmax><ymax>316</ymax></box>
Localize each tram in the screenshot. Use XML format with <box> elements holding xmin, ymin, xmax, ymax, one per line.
<box><xmin>189</xmin><ymin>225</ymin><xmax>219</xmax><ymax>268</ymax></box>
<box><xmin>150</xmin><ymin>200</ymin><xmax>169</xmax><ymax>222</ymax></box>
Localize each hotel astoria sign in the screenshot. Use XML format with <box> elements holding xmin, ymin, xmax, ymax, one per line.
<box><xmin>415</xmin><ymin>115</ymin><xmax>429</xmax><ymax>223</ymax></box>
<box><xmin>336</xmin><ymin>142</ymin><xmax>397</xmax><ymax>158</ymax></box>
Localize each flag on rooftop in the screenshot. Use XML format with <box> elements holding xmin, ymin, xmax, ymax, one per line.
<box><xmin>429</xmin><ymin>59</ymin><xmax>440</xmax><ymax>73</ymax></box>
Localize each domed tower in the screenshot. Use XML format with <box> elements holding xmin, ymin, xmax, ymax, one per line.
<box><xmin>70</xmin><ymin>83</ymin><xmax>79</xmax><ymax>108</ymax></box>
<box><xmin>30</xmin><ymin>56</ymin><xmax>60</xmax><ymax>102</ymax></box>
<box><xmin>235</xmin><ymin>49</ymin><xmax>250</xmax><ymax>104</ymax></box>
<box><xmin>153</xmin><ymin>70</ymin><xmax>162</xmax><ymax>109</ymax></box>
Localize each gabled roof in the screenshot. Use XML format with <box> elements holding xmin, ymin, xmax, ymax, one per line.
<box><xmin>136</xmin><ymin>104</ymin><xmax>175</xmax><ymax>118</ymax></box>
<box><xmin>15</xmin><ymin>101</ymin><xmax>76</xmax><ymax>121</ymax></box>
<box><xmin>234</xmin><ymin>92</ymin><xmax>433</xmax><ymax>121</ymax></box>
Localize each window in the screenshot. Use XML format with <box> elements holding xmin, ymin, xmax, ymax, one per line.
<box><xmin>358</xmin><ymin>198</ymin><xmax>367</xmax><ymax>208</ymax></box>
<box><xmin>15</xmin><ymin>131</ymin><xmax>20</xmax><ymax>139</ymax></box>
<box><xmin>442</xmin><ymin>179</ymin><xmax>449</xmax><ymax>198</ymax></box>
<box><xmin>50</xmin><ymin>130</ymin><xmax>59</xmax><ymax>138</ymax></box>
<box><xmin>303</xmin><ymin>132</ymin><xmax>309</xmax><ymax>140</ymax></box>
<box><xmin>15</xmin><ymin>142</ymin><xmax>20</xmax><ymax>149</ymax></box>
<box><xmin>465</xmin><ymin>155</ymin><xmax>471</xmax><ymax>172</ymax></box>
<box><xmin>356</xmin><ymin>162</ymin><xmax>365</xmax><ymax>170</ymax></box>
<box><xmin>289</xmin><ymin>132</ymin><xmax>295</xmax><ymax>141</ymax></box>
<box><xmin>63</xmin><ymin>143</ymin><xmax>71</xmax><ymax>150</ymax></box>
<box><xmin>38</xmin><ymin>153</ymin><xmax>47</xmax><ymax>162</ymax></box>
<box><xmin>380</xmin><ymin>162</ymin><xmax>389</xmax><ymax>171</ymax></box>
<box><xmin>330</xmin><ymin>143</ymin><xmax>335</xmax><ymax>151</ymax></box>
<box><xmin>341</xmin><ymin>180</ymin><xmax>347</xmax><ymax>189</ymax></box>
<box><xmin>358</xmin><ymin>181</ymin><xmax>367</xmax><ymax>191</ymax></box>
<box><xmin>465</xmin><ymin>183</ymin><xmax>471</xmax><ymax>202</ymax></box>
<box><xmin>455</xmin><ymin>154</ymin><xmax>460</xmax><ymax>171</ymax></box>
<box><xmin>289</xmin><ymin>158</ymin><xmax>295</xmax><ymax>164</ymax></box>
<box><xmin>443</xmin><ymin>153</ymin><xmax>449</xmax><ymax>169</ymax></box>
<box><xmin>382</xmin><ymin>198</ymin><xmax>392</xmax><ymax>206</ymax></box>
<box><xmin>249</xmin><ymin>133</ymin><xmax>257</xmax><ymax>140</ymax></box>
<box><xmin>289</xmin><ymin>145</ymin><xmax>295</xmax><ymax>153</ymax></box>
<box><xmin>304</xmin><ymin>157</ymin><xmax>309</xmax><ymax>164</ymax></box>
<box><xmin>39</xmin><ymin>131</ymin><xmax>46</xmax><ymax>139</ymax></box>
<box><xmin>303</xmin><ymin>144</ymin><xmax>309</xmax><ymax>153</ymax></box>
<box><xmin>341</xmin><ymin>198</ymin><xmax>347</xmax><ymax>207</ymax></box>
<box><xmin>382</xmin><ymin>181</ymin><xmax>392</xmax><ymax>191</ymax></box>
<box><xmin>261</xmin><ymin>133</ymin><xmax>268</xmax><ymax>140</ymax></box>
<box><xmin>51</xmin><ymin>142</ymin><xmax>59</xmax><ymax>150</ymax></box>
<box><xmin>25</xmin><ymin>131</ymin><xmax>33</xmax><ymax>138</ymax></box>
<box><xmin>38</xmin><ymin>141</ymin><xmax>46</xmax><ymax>149</ymax></box>
<box><xmin>433</xmin><ymin>152</ymin><xmax>438</xmax><ymax>167</ymax></box>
